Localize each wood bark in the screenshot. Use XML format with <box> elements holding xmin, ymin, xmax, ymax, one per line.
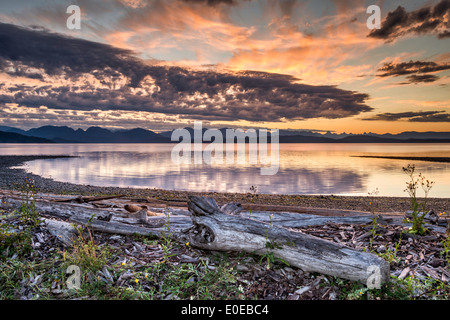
<box><xmin>181</xmin><ymin>196</ymin><xmax>390</xmax><ymax>285</ymax></box>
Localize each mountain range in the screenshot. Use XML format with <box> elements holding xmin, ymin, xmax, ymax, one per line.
<box><xmin>1</xmin><ymin>125</ymin><xmax>450</xmax><ymax>143</ymax></box>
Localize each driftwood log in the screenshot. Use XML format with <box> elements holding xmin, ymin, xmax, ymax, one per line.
<box><xmin>181</xmin><ymin>196</ymin><xmax>390</xmax><ymax>286</ymax></box>
<box><xmin>2</xmin><ymin>195</ymin><xmax>391</xmax><ymax>285</ymax></box>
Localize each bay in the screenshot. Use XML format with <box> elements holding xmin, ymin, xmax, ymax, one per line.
<box><xmin>1</xmin><ymin>143</ymin><xmax>450</xmax><ymax>197</ymax></box>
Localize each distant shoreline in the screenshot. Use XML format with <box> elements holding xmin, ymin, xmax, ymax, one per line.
<box><xmin>1</xmin><ymin>155</ymin><xmax>449</xmax><ymax>214</ymax></box>
<box><xmin>352</xmin><ymin>156</ymin><xmax>450</xmax><ymax>163</ymax></box>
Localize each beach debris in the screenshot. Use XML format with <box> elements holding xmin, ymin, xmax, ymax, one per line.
<box><xmin>124</xmin><ymin>204</ymin><xmax>146</xmax><ymax>213</ymax></box>
<box><xmin>2</xmin><ymin>191</ymin><xmax>448</xmax><ymax>298</ymax></box>
<box><xmin>182</xmin><ymin>195</ymin><xmax>390</xmax><ymax>286</ymax></box>
<box><xmin>44</xmin><ymin>218</ymin><xmax>77</xmax><ymax>247</ymax></box>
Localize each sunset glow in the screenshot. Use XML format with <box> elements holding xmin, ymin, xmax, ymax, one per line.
<box><xmin>0</xmin><ymin>0</ymin><xmax>449</xmax><ymax>133</ymax></box>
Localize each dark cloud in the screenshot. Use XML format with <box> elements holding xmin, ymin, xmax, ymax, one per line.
<box><xmin>406</xmin><ymin>74</ymin><xmax>440</xmax><ymax>84</ymax></box>
<box><xmin>377</xmin><ymin>60</ymin><xmax>450</xmax><ymax>77</ymax></box>
<box><xmin>363</xmin><ymin>111</ymin><xmax>450</xmax><ymax>122</ymax></box>
<box><xmin>368</xmin><ymin>0</ymin><xmax>450</xmax><ymax>42</ymax></box>
<box><xmin>376</xmin><ymin>60</ymin><xmax>450</xmax><ymax>84</ymax></box>
<box><xmin>0</xmin><ymin>22</ymin><xmax>373</xmax><ymax>122</ymax></box>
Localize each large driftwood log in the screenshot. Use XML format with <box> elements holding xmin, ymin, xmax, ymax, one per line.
<box><xmin>3</xmin><ymin>195</ymin><xmax>391</xmax><ymax>285</ymax></box>
<box><xmin>182</xmin><ymin>196</ymin><xmax>390</xmax><ymax>286</ymax></box>
<box><xmin>2</xmin><ymin>197</ymin><xmax>192</xmax><ymax>237</ymax></box>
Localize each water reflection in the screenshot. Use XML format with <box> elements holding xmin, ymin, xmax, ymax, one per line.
<box><xmin>2</xmin><ymin>143</ymin><xmax>450</xmax><ymax>197</ymax></box>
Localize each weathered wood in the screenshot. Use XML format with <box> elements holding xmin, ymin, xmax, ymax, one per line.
<box><xmin>238</xmin><ymin>210</ymin><xmax>386</xmax><ymax>228</ymax></box>
<box><xmin>52</xmin><ymin>195</ymin><xmax>125</xmax><ymax>203</ymax></box>
<box><xmin>69</xmin><ymin>215</ymin><xmax>166</xmax><ymax>238</ymax></box>
<box><xmin>242</xmin><ymin>203</ymin><xmax>373</xmax><ymax>217</ymax></box>
<box><xmin>181</xmin><ymin>196</ymin><xmax>390</xmax><ymax>286</ymax></box>
<box><xmin>4</xmin><ymin>195</ymin><xmax>392</xmax><ymax>285</ymax></box>
<box><xmin>43</xmin><ymin>218</ymin><xmax>77</xmax><ymax>247</ymax></box>
<box><xmin>2</xmin><ymin>196</ymin><xmax>387</xmax><ymax>229</ymax></box>
<box><xmin>3</xmin><ymin>196</ymin><xmax>193</xmax><ymax>233</ymax></box>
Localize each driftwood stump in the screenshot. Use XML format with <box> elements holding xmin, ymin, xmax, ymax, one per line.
<box><xmin>182</xmin><ymin>196</ymin><xmax>390</xmax><ymax>287</ymax></box>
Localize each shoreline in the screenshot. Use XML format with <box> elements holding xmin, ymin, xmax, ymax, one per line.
<box><xmin>352</xmin><ymin>155</ymin><xmax>450</xmax><ymax>163</ymax></box>
<box><xmin>1</xmin><ymin>155</ymin><xmax>449</xmax><ymax>214</ymax></box>
<box><xmin>1</xmin><ymin>155</ymin><xmax>449</xmax><ymax>301</ymax></box>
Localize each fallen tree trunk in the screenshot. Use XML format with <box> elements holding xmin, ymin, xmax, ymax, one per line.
<box><xmin>181</xmin><ymin>196</ymin><xmax>390</xmax><ymax>286</ymax></box>
<box><xmin>3</xmin><ymin>195</ymin><xmax>390</xmax><ymax>285</ymax></box>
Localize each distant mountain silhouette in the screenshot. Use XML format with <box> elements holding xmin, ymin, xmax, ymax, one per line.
<box><xmin>0</xmin><ymin>130</ymin><xmax>54</xmax><ymax>143</ymax></box>
<box><xmin>1</xmin><ymin>125</ymin><xmax>450</xmax><ymax>143</ymax></box>
<box><xmin>163</xmin><ymin>128</ymin><xmax>450</xmax><ymax>143</ymax></box>
<box><xmin>336</xmin><ymin>135</ymin><xmax>450</xmax><ymax>143</ymax></box>
<box><xmin>19</xmin><ymin>125</ymin><xmax>171</xmax><ymax>143</ymax></box>
<box><xmin>0</xmin><ymin>126</ymin><xmax>29</xmax><ymax>135</ymax></box>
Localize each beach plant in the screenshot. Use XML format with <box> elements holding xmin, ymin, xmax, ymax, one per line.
<box><xmin>0</xmin><ymin>223</ymin><xmax>32</xmax><ymax>258</ymax></box>
<box><xmin>442</xmin><ymin>237</ymin><xmax>450</xmax><ymax>267</ymax></box>
<box><xmin>160</xmin><ymin>207</ymin><xmax>176</xmax><ymax>263</ymax></box>
<box><xmin>402</xmin><ymin>164</ymin><xmax>434</xmax><ymax>235</ymax></box>
<box><xmin>259</xmin><ymin>214</ymin><xmax>289</xmax><ymax>269</ymax></box>
<box><xmin>259</xmin><ymin>238</ymin><xmax>289</xmax><ymax>269</ymax></box>
<box><xmin>367</xmin><ymin>188</ymin><xmax>380</xmax><ymax>248</ymax></box>
<box><xmin>377</xmin><ymin>238</ymin><xmax>401</xmax><ymax>266</ymax></box>
<box><xmin>440</xmin><ymin>211</ymin><xmax>450</xmax><ymax>266</ymax></box>
<box><xmin>0</xmin><ymin>177</ymin><xmax>40</xmax><ymax>258</ymax></box>
<box><xmin>64</xmin><ymin>214</ymin><xmax>110</xmax><ymax>273</ymax></box>
<box><xmin>16</xmin><ymin>176</ymin><xmax>40</xmax><ymax>227</ymax></box>
<box><xmin>248</xmin><ymin>185</ymin><xmax>258</xmax><ymax>218</ymax></box>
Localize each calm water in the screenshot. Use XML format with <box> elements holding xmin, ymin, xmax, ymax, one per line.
<box><xmin>1</xmin><ymin>143</ymin><xmax>450</xmax><ymax>197</ymax></box>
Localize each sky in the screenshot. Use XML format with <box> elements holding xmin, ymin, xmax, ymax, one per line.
<box><xmin>0</xmin><ymin>0</ymin><xmax>449</xmax><ymax>133</ymax></box>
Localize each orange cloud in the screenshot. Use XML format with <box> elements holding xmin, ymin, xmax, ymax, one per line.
<box><xmin>99</xmin><ymin>0</ymin><xmax>385</xmax><ymax>86</ymax></box>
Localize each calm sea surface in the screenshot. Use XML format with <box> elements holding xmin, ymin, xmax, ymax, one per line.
<box><xmin>1</xmin><ymin>143</ymin><xmax>450</xmax><ymax>197</ymax></box>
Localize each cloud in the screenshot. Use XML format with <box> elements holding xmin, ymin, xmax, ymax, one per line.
<box><xmin>363</xmin><ymin>111</ymin><xmax>450</xmax><ymax>122</ymax></box>
<box><xmin>181</xmin><ymin>0</ymin><xmax>240</xmax><ymax>6</ymax></box>
<box><xmin>368</xmin><ymin>0</ymin><xmax>450</xmax><ymax>42</ymax></box>
<box><xmin>0</xmin><ymin>104</ymin><xmax>184</xmax><ymax>131</ymax></box>
<box><xmin>376</xmin><ymin>59</ymin><xmax>450</xmax><ymax>84</ymax></box>
<box><xmin>0</xmin><ymin>22</ymin><xmax>373</xmax><ymax>123</ymax></box>
<box><xmin>405</xmin><ymin>74</ymin><xmax>440</xmax><ymax>84</ymax></box>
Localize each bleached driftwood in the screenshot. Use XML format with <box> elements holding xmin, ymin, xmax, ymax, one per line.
<box><xmin>43</xmin><ymin>218</ymin><xmax>77</xmax><ymax>247</ymax></box>
<box><xmin>3</xmin><ymin>195</ymin><xmax>391</xmax><ymax>285</ymax></box>
<box><xmin>181</xmin><ymin>196</ymin><xmax>390</xmax><ymax>285</ymax></box>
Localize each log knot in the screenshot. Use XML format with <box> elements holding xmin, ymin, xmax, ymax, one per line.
<box><xmin>191</xmin><ymin>224</ymin><xmax>215</xmax><ymax>243</ymax></box>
